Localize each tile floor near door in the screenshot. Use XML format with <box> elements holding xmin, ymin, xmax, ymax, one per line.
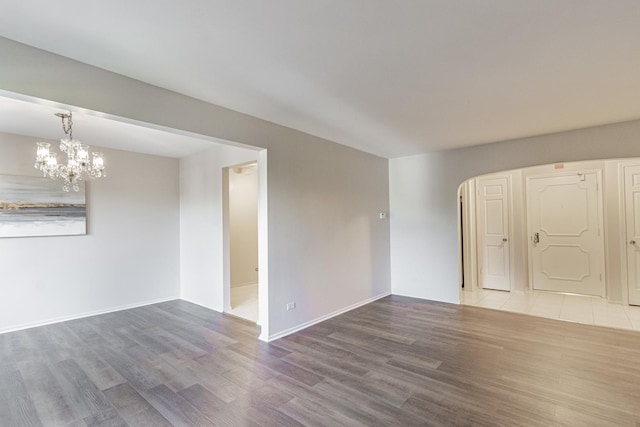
<box><xmin>461</xmin><ymin>288</ymin><xmax>640</xmax><ymax>332</ymax></box>
<box><xmin>228</xmin><ymin>283</ymin><xmax>258</xmax><ymax>323</ymax></box>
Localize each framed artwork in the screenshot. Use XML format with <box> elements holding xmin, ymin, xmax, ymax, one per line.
<box><xmin>0</xmin><ymin>174</ymin><xmax>86</xmax><ymax>238</ymax></box>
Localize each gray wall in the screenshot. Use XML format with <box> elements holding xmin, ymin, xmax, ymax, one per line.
<box><xmin>0</xmin><ymin>37</ymin><xmax>391</xmax><ymax>340</ymax></box>
<box><xmin>266</xmin><ymin>136</ymin><xmax>391</xmax><ymax>338</ymax></box>
<box><xmin>179</xmin><ymin>144</ymin><xmax>259</xmax><ymax>313</ymax></box>
<box><xmin>0</xmin><ymin>132</ymin><xmax>180</xmax><ymax>332</ymax></box>
<box><xmin>390</xmin><ymin>119</ymin><xmax>640</xmax><ymax>304</ymax></box>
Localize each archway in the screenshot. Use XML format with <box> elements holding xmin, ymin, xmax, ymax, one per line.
<box><xmin>459</xmin><ymin>158</ymin><xmax>640</xmax><ymax>330</ymax></box>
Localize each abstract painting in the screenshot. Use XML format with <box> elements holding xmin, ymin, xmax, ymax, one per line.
<box><xmin>0</xmin><ymin>174</ymin><xmax>86</xmax><ymax>238</ymax></box>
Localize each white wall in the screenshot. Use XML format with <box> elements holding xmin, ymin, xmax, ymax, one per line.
<box><xmin>266</xmin><ymin>139</ymin><xmax>391</xmax><ymax>339</ymax></box>
<box><xmin>229</xmin><ymin>164</ymin><xmax>259</xmax><ymax>287</ymax></box>
<box><xmin>390</xmin><ymin>119</ymin><xmax>640</xmax><ymax>304</ymax></box>
<box><xmin>0</xmin><ymin>37</ymin><xmax>393</xmax><ymax>341</ymax></box>
<box><xmin>179</xmin><ymin>144</ymin><xmax>258</xmax><ymax>311</ymax></box>
<box><xmin>181</xmin><ymin>140</ymin><xmax>391</xmax><ymax>340</ymax></box>
<box><xmin>0</xmin><ymin>132</ymin><xmax>180</xmax><ymax>333</ymax></box>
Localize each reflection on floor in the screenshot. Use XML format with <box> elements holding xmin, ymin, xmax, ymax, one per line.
<box><xmin>228</xmin><ymin>283</ymin><xmax>258</xmax><ymax>323</ymax></box>
<box><xmin>461</xmin><ymin>288</ymin><xmax>640</xmax><ymax>332</ymax></box>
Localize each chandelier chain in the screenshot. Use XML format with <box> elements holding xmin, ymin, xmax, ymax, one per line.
<box><xmin>56</xmin><ymin>112</ymin><xmax>73</xmax><ymax>139</ymax></box>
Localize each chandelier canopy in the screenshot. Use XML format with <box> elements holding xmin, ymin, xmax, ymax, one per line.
<box><xmin>34</xmin><ymin>112</ymin><xmax>106</xmax><ymax>192</ymax></box>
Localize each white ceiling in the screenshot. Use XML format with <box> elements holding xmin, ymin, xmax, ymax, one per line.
<box><xmin>2</xmin><ymin>1</ymin><xmax>640</xmax><ymax>158</ymax></box>
<box><xmin>0</xmin><ymin>95</ymin><xmax>221</xmax><ymax>158</ymax></box>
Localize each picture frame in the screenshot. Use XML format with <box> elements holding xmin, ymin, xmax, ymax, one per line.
<box><xmin>0</xmin><ymin>174</ymin><xmax>86</xmax><ymax>238</ymax></box>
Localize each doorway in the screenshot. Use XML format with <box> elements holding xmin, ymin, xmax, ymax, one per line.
<box><xmin>526</xmin><ymin>171</ymin><xmax>605</xmax><ymax>297</ymax></box>
<box><xmin>476</xmin><ymin>174</ymin><xmax>512</xmax><ymax>291</ymax></box>
<box><xmin>459</xmin><ymin>172</ymin><xmax>516</xmax><ymax>293</ymax></box>
<box><xmin>461</xmin><ymin>164</ymin><xmax>607</xmax><ymax>298</ymax></box>
<box><xmin>459</xmin><ymin>159</ymin><xmax>640</xmax><ymax>330</ymax></box>
<box><xmin>225</xmin><ymin>162</ymin><xmax>259</xmax><ymax>322</ymax></box>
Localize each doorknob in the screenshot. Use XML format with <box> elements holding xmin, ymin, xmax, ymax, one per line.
<box><xmin>532</xmin><ymin>232</ymin><xmax>540</xmax><ymax>244</ymax></box>
<box><xmin>631</xmin><ymin>240</ymin><xmax>636</xmax><ymax>245</ymax></box>
<box><xmin>502</xmin><ymin>238</ymin><xmax>508</xmax><ymax>242</ymax></box>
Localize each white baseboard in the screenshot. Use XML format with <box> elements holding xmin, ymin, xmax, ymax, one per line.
<box><xmin>0</xmin><ymin>295</ymin><xmax>180</xmax><ymax>335</ymax></box>
<box><xmin>1</xmin><ymin>292</ymin><xmax>393</xmax><ymax>340</ymax></box>
<box><xmin>266</xmin><ymin>290</ymin><xmax>391</xmax><ymax>342</ymax></box>
<box><xmin>179</xmin><ymin>297</ymin><xmax>223</xmax><ymax>313</ymax></box>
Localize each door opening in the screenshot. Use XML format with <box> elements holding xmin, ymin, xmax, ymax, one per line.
<box><xmin>460</xmin><ymin>194</ymin><xmax>465</xmax><ymax>289</ymax></box>
<box><xmin>456</xmin><ymin>159</ymin><xmax>640</xmax><ymax>329</ymax></box>
<box><xmin>460</xmin><ymin>166</ymin><xmax>607</xmax><ymax>298</ymax></box>
<box><xmin>224</xmin><ymin>162</ymin><xmax>259</xmax><ymax>322</ymax></box>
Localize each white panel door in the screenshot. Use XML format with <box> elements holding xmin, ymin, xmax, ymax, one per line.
<box><xmin>623</xmin><ymin>165</ymin><xmax>640</xmax><ymax>306</ymax></box>
<box><xmin>477</xmin><ymin>176</ymin><xmax>511</xmax><ymax>291</ymax></box>
<box><xmin>527</xmin><ymin>172</ymin><xmax>604</xmax><ymax>296</ymax></box>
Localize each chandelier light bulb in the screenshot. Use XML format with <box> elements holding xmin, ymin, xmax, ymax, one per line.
<box><xmin>92</xmin><ymin>153</ymin><xmax>104</xmax><ymax>169</ymax></box>
<box><xmin>76</xmin><ymin>144</ymin><xmax>89</xmax><ymax>165</ymax></box>
<box><xmin>46</xmin><ymin>155</ymin><xmax>58</xmax><ymax>168</ymax></box>
<box><xmin>36</xmin><ymin>142</ymin><xmax>50</xmax><ymax>160</ymax></box>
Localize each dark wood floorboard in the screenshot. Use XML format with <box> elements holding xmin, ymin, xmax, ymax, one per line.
<box><xmin>1</xmin><ymin>296</ymin><xmax>640</xmax><ymax>426</ymax></box>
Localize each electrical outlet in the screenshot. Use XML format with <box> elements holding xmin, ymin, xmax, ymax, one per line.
<box><xmin>286</xmin><ymin>301</ymin><xmax>296</xmax><ymax>311</ymax></box>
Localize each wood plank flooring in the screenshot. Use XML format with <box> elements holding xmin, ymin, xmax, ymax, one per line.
<box><xmin>1</xmin><ymin>295</ymin><xmax>640</xmax><ymax>426</ymax></box>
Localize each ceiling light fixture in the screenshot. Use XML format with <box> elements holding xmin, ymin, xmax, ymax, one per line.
<box><xmin>34</xmin><ymin>112</ymin><xmax>106</xmax><ymax>192</ymax></box>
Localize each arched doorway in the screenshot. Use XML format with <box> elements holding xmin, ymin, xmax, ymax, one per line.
<box><xmin>459</xmin><ymin>158</ymin><xmax>640</xmax><ymax>330</ymax></box>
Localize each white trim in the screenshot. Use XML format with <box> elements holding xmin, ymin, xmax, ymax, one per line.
<box><xmin>457</xmin><ymin>184</ymin><xmax>464</xmax><ymax>290</ymax></box>
<box><xmin>507</xmin><ymin>174</ymin><xmax>516</xmax><ymax>292</ymax></box>
<box><xmin>458</xmin><ymin>180</ymin><xmax>479</xmax><ymax>292</ymax></box>
<box><xmin>467</xmin><ymin>179</ymin><xmax>478</xmax><ymax>290</ymax></box>
<box><xmin>0</xmin><ymin>295</ymin><xmax>180</xmax><ymax>335</ymax></box>
<box><xmin>617</xmin><ymin>161</ymin><xmax>640</xmax><ymax>306</ymax></box>
<box><xmin>265</xmin><ymin>291</ymin><xmax>391</xmax><ymax>342</ymax></box>
<box><xmin>222</xmin><ymin>166</ymin><xmax>232</xmax><ymax>320</ymax></box>
<box><xmin>257</xmin><ymin>149</ymin><xmax>269</xmax><ymax>339</ymax></box>
<box><xmin>180</xmin><ymin>297</ymin><xmax>223</xmax><ymax>313</ymax></box>
<box><xmin>617</xmin><ymin>162</ymin><xmax>628</xmax><ymax>305</ymax></box>
<box><xmin>598</xmin><ymin>169</ymin><xmax>607</xmax><ymax>298</ymax></box>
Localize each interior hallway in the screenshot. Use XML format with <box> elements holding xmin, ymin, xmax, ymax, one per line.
<box><xmin>461</xmin><ymin>289</ymin><xmax>640</xmax><ymax>332</ymax></box>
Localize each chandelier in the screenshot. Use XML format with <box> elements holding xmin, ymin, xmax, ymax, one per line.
<box><xmin>34</xmin><ymin>112</ymin><xmax>106</xmax><ymax>192</ymax></box>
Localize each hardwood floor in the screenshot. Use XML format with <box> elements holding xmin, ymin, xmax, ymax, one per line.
<box><xmin>1</xmin><ymin>296</ymin><xmax>639</xmax><ymax>426</ymax></box>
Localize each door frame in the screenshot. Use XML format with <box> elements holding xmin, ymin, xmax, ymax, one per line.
<box><xmin>618</xmin><ymin>162</ymin><xmax>630</xmax><ymax>306</ymax></box>
<box><xmin>223</xmin><ymin>161</ymin><xmax>260</xmax><ymax>318</ymax></box>
<box><xmin>525</xmin><ymin>169</ymin><xmax>606</xmax><ymax>296</ymax></box>
<box><xmin>459</xmin><ymin>180</ymin><xmax>479</xmax><ymax>291</ymax></box>
<box><xmin>617</xmin><ymin>161</ymin><xmax>640</xmax><ymax>306</ymax></box>
<box><xmin>222</xmin><ymin>151</ymin><xmax>269</xmax><ymax>337</ymax></box>
<box><xmin>475</xmin><ymin>173</ymin><xmax>515</xmax><ymax>292</ymax></box>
